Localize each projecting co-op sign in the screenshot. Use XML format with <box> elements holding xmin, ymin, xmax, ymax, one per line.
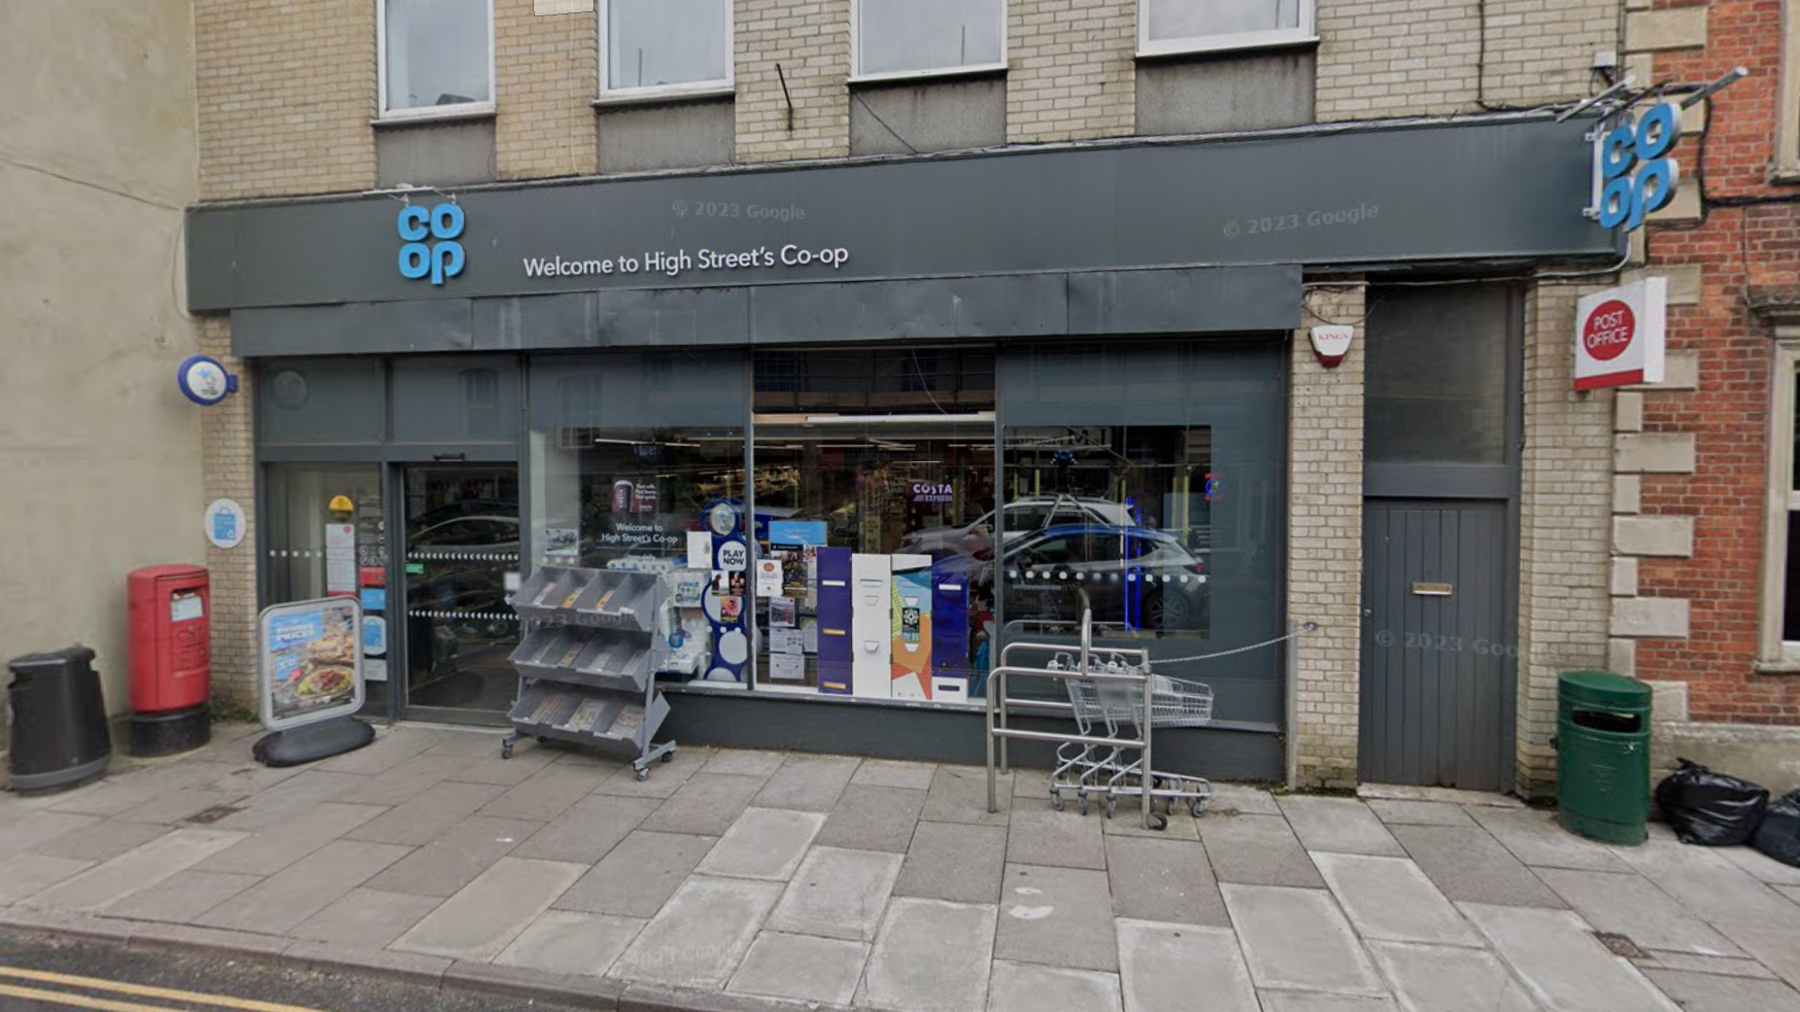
<box><xmin>1591</xmin><ymin>102</ymin><xmax>1682</xmax><ymax>232</ymax></box>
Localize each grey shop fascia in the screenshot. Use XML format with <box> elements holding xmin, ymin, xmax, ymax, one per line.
<box><xmin>187</xmin><ymin>113</ymin><xmax>1615</xmax><ymax>778</ymax></box>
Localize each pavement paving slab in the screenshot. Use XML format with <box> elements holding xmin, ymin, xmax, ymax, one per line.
<box><xmin>1209</xmin><ymin>784</ymin><xmax>1284</xmax><ymax>816</ymax></box>
<box><xmin>994</xmin><ymin>863</ymin><xmax>1119</xmax><ymax>973</ymax></box>
<box><xmin>1368</xmin><ymin>940</ymin><xmax>1542</xmax><ymax>1012</ymax></box>
<box><xmin>859</xmin><ymin>897</ymin><xmax>998</xmax><ymax>1012</ymax></box>
<box><xmin>697</xmin><ymin>749</ymin><xmax>788</xmax><ymax>778</ymax></box>
<box><xmin>767</xmin><ymin>845</ymin><xmax>902</xmax><ymax>942</ymax></box>
<box><xmin>606</xmin><ymin>875</ymin><xmax>782</xmax><ymax>989</ymax></box>
<box><xmin>1465</xmin><ymin>807</ymin><xmax>1632</xmax><ymax>872</ymax></box>
<box><xmin>1387</xmin><ymin>825</ymin><xmax>1566</xmax><ymax>908</ymax></box>
<box><xmin>194</xmin><ymin>801</ymin><xmax>389</xmax><ymax>876</ymax></box>
<box><xmin>102</xmin><ymin>870</ymin><xmax>262</xmax><ymax>924</ymax></box>
<box><xmin>1534</xmin><ymin>867</ymin><xmax>1744</xmax><ymax>957</ymax></box>
<box><xmin>1460</xmin><ymin>902</ymin><xmax>1680</xmax><ymax>1012</ymax></box>
<box><xmin>815</xmin><ymin>785</ymin><xmax>926</xmax><ymax>854</ymax></box>
<box><xmin>494</xmin><ymin>909</ymin><xmax>644</xmax><ymax>977</ymax></box>
<box><xmin>511</xmin><ymin>794</ymin><xmax>660</xmax><ymax>865</ymax></box>
<box><xmin>751</xmin><ymin>755</ymin><xmax>860</xmax><ymax>812</ymax></box>
<box><xmin>1220</xmin><ymin>883</ymin><xmax>1386</xmax><ymax>996</ymax></box>
<box><xmin>1197</xmin><ymin>813</ymin><xmax>1326</xmax><ymax>888</ymax></box>
<box><xmin>343</xmin><ymin>780</ymin><xmax>507</xmax><ymax>847</ymax></box>
<box><xmin>637</xmin><ymin>773</ymin><xmax>765</xmax><ymax>836</ymax></box>
<box><xmin>894</xmin><ymin>820</ymin><xmax>1007</xmax><ymax>904</ymax></box>
<box><xmin>475</xmin><ymin>764</ymin><xmax>606</xmax><ymax>823</ymax></box>
<box><xmin>191</xmin><ymin>838</ymin><xmax>411</xmax><ymax>934</ymax></box>
<box><xmin>922</xmin><ymin>765</ymin><xmax>1012</xmax><ymax>827</ymax></box>
<box><xmin>364</xmin><ymin>814</ymin><xmax>542</xmax><ymax>898</ymax></box>
<box><xmin>1312</xmin><ymin>853</ymin><xmax>1482</xmax><ymax>947</ymax></box>
<box><xmin>553</xmin><ymin>829</ymin><xmax>717</xmax><ymax>917</ymax></box>
<box><xmin>1278</xmin><ymin>796</ymin><xmax>1406</xmax><ymax>857</ymax></box>
<box><xmin>27</xmin><ymin>828</ymin><xmax>248</xmax><ymax>913</ymax></box>
<box><xmin>442</xmin><ymin>753</ymin><xmax>559</xmax><ymax>789</ymax></box>
<box><xmin>288</xmin><ymin>888</ymin><xmax>446</xmax><ymax>949</ymax></box>
<box><xmin>1116</xmin><ymin>920</ymin><xmax>1258</xmax><ymax>1012</ymax></box>
<box><xmin>694</xmin><ymin>807</ymin><xmax>824</xmax><ymax>881</ymax></box>
<box><xmin>727</xmin><ymin>931</ymin><xmax>869</xmax><ymax>1006</ymax></box>
<box><xmin>852</xmin><ymin>759</ymin><xmax>938</xmax><ymax>791</ymax></box>
<box><xmin>391</xmin><ymin>856</ymin><xmax>587</xmax><ymax>961</ymax></box>
<box><xmin>1105</xmin><ymin>835</ymin><xmax>1228</xmax><ymax>927</ymax></box>
<box><xmin>29</xmin><ymin>819</ymin><xmax>176</xmax><ymax>865</ymax></box>
<box><xmin>1258</xmin><ymin>995</ymin><xmax>1399</xmax><ymax>1012</ymax></box>
<box><xmin>1612</xmin><ymin>840</ymin><xmax>1800</xmax><ymax>929</ymax></box>
<box><xmin>1365</xmin><ymin>800</ymin><xmax>1476</xmax><ymax>827</ymax></box>
<box><xmin>0</xmin><ymin>811</ymin><xmax>101</xmax><ymax>860</ymax></box>
<box><xmin>1631</xmin><ymin>951</ymin><xmax>1780</xmax><ymax>980</ymax></box>
<box><xmin>1642</xmin><ymin>968</ymin><xmax>1800</xmax><ymax>1012</ymax></box>
<box><xmin>1715</xmin><ymin>843</ymin><xmax>1800</xmax><ymax>887</ymax></box>
<box><xmin>585</xmin><ymin>746</ymin><xmax>711</xmax><ymax>799</ymax></box>
<box><xmin>311</xmin><ymin>726</ymin><xmax>442</xmax><ymax>775</ymax></box>
<box><xmin>206</xmin><ymin>770</ymin><xmax>372</xmax><ymax>830</ymax></box>
<box><xmin>987</xmin><ymin>959</ymin><xmax>1122</xmax><ymax>1012</ymax></box>
<box><xmin>1711</xmin><ymin>919</ymin><xmax>1800</xmax><ymax>991</ymax></box>
<box><xmin>1008</xmin><ymin>806</ymin><xmax>1106</xmax><ymax>870</ymax></box>
<box><xmin>0</xmin><ymin>853</ymin><xmax>95</xmax><ymax>906</ymax></box>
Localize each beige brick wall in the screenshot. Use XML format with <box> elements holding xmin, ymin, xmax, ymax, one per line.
<box><xmin>496</xmin><ymin>0</ymin><xmax>598</xmax><ymax>179</ymax></box>
<box><xmin>1317</xmin><ymin>0</ymin><xmax>1618</xmax><ymax>121</ymax></box>
<box><xmin>1007</xmin><ymin>0</ymin><xmax>1135</xmax><ymax>143</ymax></box>
<box><xmin>1288</xmin><ymin>284</ymin><xmax>1366</xmax><ymax>789</ymax></box>
<box><xmin>1515</xmin><ymin>281</ymin><xmax>1615</xmax><ymax>796</ymax></box>
<box><xmin>195</xmin><ymin>0</ymin><xmax>376</xmax><ymax>199</ymax></box>
<box><xmin>736</xmin><ymin>0</ymin><xmax>850</xmax><ymax>163</ymax></box>
<box><xmin>198</xmin><ymin>315</ymin><xmax>261</xmax><ymax>710</ymax></box>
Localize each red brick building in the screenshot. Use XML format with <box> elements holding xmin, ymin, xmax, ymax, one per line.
<box><xmin>1626</xmin><ymin>0</ymin><xmax>1800</xmax><ymax>779</ymax></box>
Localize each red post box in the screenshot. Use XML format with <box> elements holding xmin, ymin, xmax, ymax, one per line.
<box><xmin>127</xmin><ymin>564</ymin><xmax>213</xmax><ymax>756</ymax></box>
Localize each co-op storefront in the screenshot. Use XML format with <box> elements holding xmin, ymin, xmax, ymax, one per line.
<box><xmin>187</xmin><ymin>114</ymin><xmax>1615</xmax><ymax>785</ymax></box>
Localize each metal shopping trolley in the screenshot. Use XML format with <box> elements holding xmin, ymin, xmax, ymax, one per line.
<box><xmin>1050</xmin><ymin>650</ymin><xmax>1216</xmax><ymax>820</ymax></box>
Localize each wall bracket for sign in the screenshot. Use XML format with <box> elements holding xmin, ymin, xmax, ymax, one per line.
<box><xmin>253</xmin><ymin>597</ymin><xmax>374</xmax><ymax>767</ymax></box>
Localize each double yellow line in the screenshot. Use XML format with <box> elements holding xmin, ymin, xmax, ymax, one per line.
<box><xmin>0</xmin><ymin>966</ymin><xmax>331</xmax><ymax>1012</ymax></box>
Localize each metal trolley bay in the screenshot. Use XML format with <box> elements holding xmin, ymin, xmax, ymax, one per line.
<box><xmin>985</xmin><ymin>612</ymin><xmax>1216</xmax><ymax>831</ymax></box>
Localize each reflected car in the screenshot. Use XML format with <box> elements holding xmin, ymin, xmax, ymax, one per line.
<box><xmin>937</xmin><ymin>523</ymin><xmax>1209</xmax><ymax>632</ymax></box>
<box><xmin>899</xmin><ymin>496</ymin><xmax>1138</xmax><ymax>557</ymax></box>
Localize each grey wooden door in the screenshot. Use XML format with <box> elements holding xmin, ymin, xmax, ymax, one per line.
<box><xmin>1359</xmin><ymin>500</ymin><xmax>1511</xmax><ymax>791</ymax></box>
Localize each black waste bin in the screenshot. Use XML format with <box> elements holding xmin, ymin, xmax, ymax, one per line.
<box><xmin>8</xmin><ymin>646</ymin><xmax>112</xmax><ymax>794</ymax></box>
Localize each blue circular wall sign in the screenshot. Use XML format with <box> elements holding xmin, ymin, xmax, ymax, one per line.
<box><xmin>177</xmin><ymin>355</ymin><xmax>238</xmax><ymax>406</ymax></box>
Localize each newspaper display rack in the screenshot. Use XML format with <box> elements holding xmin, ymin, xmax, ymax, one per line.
<box><xmin>501</xmin><ymin>565</ymin><xmax>675</xmax><ymax>778</ymax></box>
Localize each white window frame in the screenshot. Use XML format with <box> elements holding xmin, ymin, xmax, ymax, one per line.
<box><xmin>1136</xmin><ymin>0</ymin><xmax>1318</xmax><ymax>58</ymax></box>
<box><xmin>1777</xmin><ymin>0</ymin><xmax>1800</xmax><ymax>181</ymax></box>
<box><xmin>1763</xmin><ymin>340</ymin><xmax>1800</xmax><ymax>664</ymax></box>
<box><xmin>849</xmin><ymin>0</ymin><xmax>1008</xmax><ymax>85</ymax></box>
<box><xmin>376</xmin><ymin>0</ymin><xmax>497</xmax><ymax>122</ymax></box>
<box><xmin>597</xmin><ymin>0</ymin><xmax>735</xmax><ymax>103</ymax></box>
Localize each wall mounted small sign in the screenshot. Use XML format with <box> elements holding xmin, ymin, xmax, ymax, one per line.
<box><xmin>1575</xmin><ymin>277</ymin><xmax>1666</xmax><ymax>390</ymax></box>
<box><xmin>177</xmin><ymin>355</ymin><xmax>238</xmax><ymax>406</ymax></box>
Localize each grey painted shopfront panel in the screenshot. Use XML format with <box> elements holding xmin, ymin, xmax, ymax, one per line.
<box><xmin>229</xmin><ymin>266</ymin><xmax>1300</xmax><ymax>357</ymax></box>
<box><xmin>189</xmin><ymin>115</ymin><xmax>1614</xmax><ymax>313</ymax></box>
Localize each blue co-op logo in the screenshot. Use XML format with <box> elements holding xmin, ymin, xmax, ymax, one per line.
<box><xmin>1594</xmin><ymin>102</ymin><xmax>1681</xmax><ymax>232</ymax></box>
<box><xmin>397</xmin><ymin>203</ymin><xmax>466</xmax><ymax>285</ymax></box>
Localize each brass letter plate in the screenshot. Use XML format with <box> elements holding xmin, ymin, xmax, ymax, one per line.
<box><xmin>1411</xmin><ymin>582</ymin><xmax>1453</xmax><ymax>596</ymax></box>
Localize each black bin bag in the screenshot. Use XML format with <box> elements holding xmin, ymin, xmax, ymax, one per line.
<box><xmin>1653</xmin><ymin>758</ymin><xmax>1769</xmax><ymax>846</ymax></box>
<box><xmin>1751</xmin><ymin>790</ymin><xmax>1800</xmax><ymax>867</ymax></box>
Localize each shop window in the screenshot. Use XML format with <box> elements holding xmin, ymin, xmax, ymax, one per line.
<box><xmin>600</xmin><ymin>0</ymin><xmax>732</xmax><ymax>98</ymax></box>
<box><xmin>390</xmin><ymin>356</ymin><xmax>520</xmax><ymax>443</ymax></box>
<box><xmin>1764</xmin><ymin>347</ymin><xmax>1800</xmax><ymax>664</ymax></box>
<box><xmin>751</xmin><ymin>347</ymin><xmax>996</xmax><ymax>699</ymax></box>
<box><xmin>263</xmin><ymin>464</ymin><xmax>392</xmax><ymax>716</ymax></box>
<box><xmin>853</xmin><ymin>0</ymin><xmax>1006</xmax><ymax>80</ymax></box>
<box><xmin>1365</xmin><ymin>287</ymin><xmax>1510</xmax><ymax>466</ymax></box>
<box><xmin>380</xmin><ymin>0</ymin><xmax>494</xmax><ymax>119</ymax></box>
<box><xmin>1138</xmin><ymin>0</ymin><xmax>1316</xmax><ymax>57</ymax></box>
<box><xmin>528</xmin><ymin>351</ymin><xmax>749</xmax><ymax>684</ymax></box>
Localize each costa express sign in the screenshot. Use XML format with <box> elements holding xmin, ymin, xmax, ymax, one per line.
<box><xmin>1574</xmin><ymin>277</ymin><xmax>1666</xmax><ymax>391</ymax></box>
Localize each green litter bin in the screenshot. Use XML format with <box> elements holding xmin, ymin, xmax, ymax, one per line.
<box><xmin>1555</xmin><ymin>670</ymin><xmax>1653</xmax><ymax>844</ymax></box>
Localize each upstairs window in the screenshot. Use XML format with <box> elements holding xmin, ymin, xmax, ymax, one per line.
<box><xmin>1139</xmin><ymin>0</ymin><xmax>1316</xmax><ymax>57</ymax></box>
<box><xmin>380</xmin><ymin>0</ymin><xmax>494</xmax><ymax>118</ymax></box>
<box><xmin>601</xmin><ymin>0</ymin><xmax>732</xmax><ymax>98</ymax></box>
<box><xmin>853</xmin><ymin>0</ymin><xmax>1006</xmax><ymax>81</ymax></box>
